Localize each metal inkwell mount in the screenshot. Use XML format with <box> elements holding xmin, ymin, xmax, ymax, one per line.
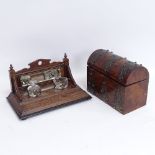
<box><xmin>7</xmin><ymin>54</ymin><xmax>91</xmax><ymax>120</ymax></box>
<box><xmin>21</xmin><ymin>67</ymin><xmax>69</xmax><ymax>98</ymax></box>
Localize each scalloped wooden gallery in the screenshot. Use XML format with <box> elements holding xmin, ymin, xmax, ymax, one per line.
<box><xmin>87</xmin><ymin>49</ymin><xmax>149</xmax><ymax>114</ymax></box>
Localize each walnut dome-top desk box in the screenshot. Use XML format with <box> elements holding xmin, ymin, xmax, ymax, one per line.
<box><xmin>87</xmin><ymin>49</ymin><xmax>149</xmax><ymax>114</ymax></box>
<box><xmin>7</xmin><ymin>54</ymin><xmax>91</xmax><ymax>119</ymax></box>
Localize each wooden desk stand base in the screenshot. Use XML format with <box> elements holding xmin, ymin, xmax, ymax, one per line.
<box><xmin>7</xmin><ymin>86</ymin><xmax>91</xmax><ymax>120</ymax></box>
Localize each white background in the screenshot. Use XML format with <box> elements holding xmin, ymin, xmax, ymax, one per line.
<box><xmin>0</xmin><ymin>0</ymin><xmax>155</xmax><ymax>155</ymax></box>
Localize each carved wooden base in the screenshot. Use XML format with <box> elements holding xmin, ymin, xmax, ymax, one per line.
<box><xmin>7</xmin><ymin>86</ymin><xmax>91</xmax><ymax>120</ymax></box>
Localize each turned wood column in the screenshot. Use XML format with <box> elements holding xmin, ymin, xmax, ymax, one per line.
<box><xmin>9</xmin><ymin>65</ymin><xmax>22</xmax><ymax>101</ymax></box>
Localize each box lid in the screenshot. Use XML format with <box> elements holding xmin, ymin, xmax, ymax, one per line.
<box><xmin>87</xmin><ymin>49</ymin><xmax>149</xmax><ymax>86</ymax></box>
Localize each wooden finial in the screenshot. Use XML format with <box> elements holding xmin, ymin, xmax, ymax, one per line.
<box><xmin>10</xmin><ymin>64</ymin><xmax>13</xmax><ymax>70</ymax></box>
<box><xmin>63</xmin><ymin>53</ymin><xmax>69</xmax><ymax>65</ymax></box>
<box><xmin>64</xmin><ymin>53</ymin><xmax>67</xmax><ymax>59</ymax></box>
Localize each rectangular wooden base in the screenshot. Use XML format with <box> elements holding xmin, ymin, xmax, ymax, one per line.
<box><xmin>7</xmin><ymin>86</ymin><xmax>91</xmax><ymax>120</ymax></box>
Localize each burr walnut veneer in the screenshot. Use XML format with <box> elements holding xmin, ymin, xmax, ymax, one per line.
<box><xmin>7</xmin><ymin>54</ymin><xmax>91</xmax><ymax>119</ymax></box>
